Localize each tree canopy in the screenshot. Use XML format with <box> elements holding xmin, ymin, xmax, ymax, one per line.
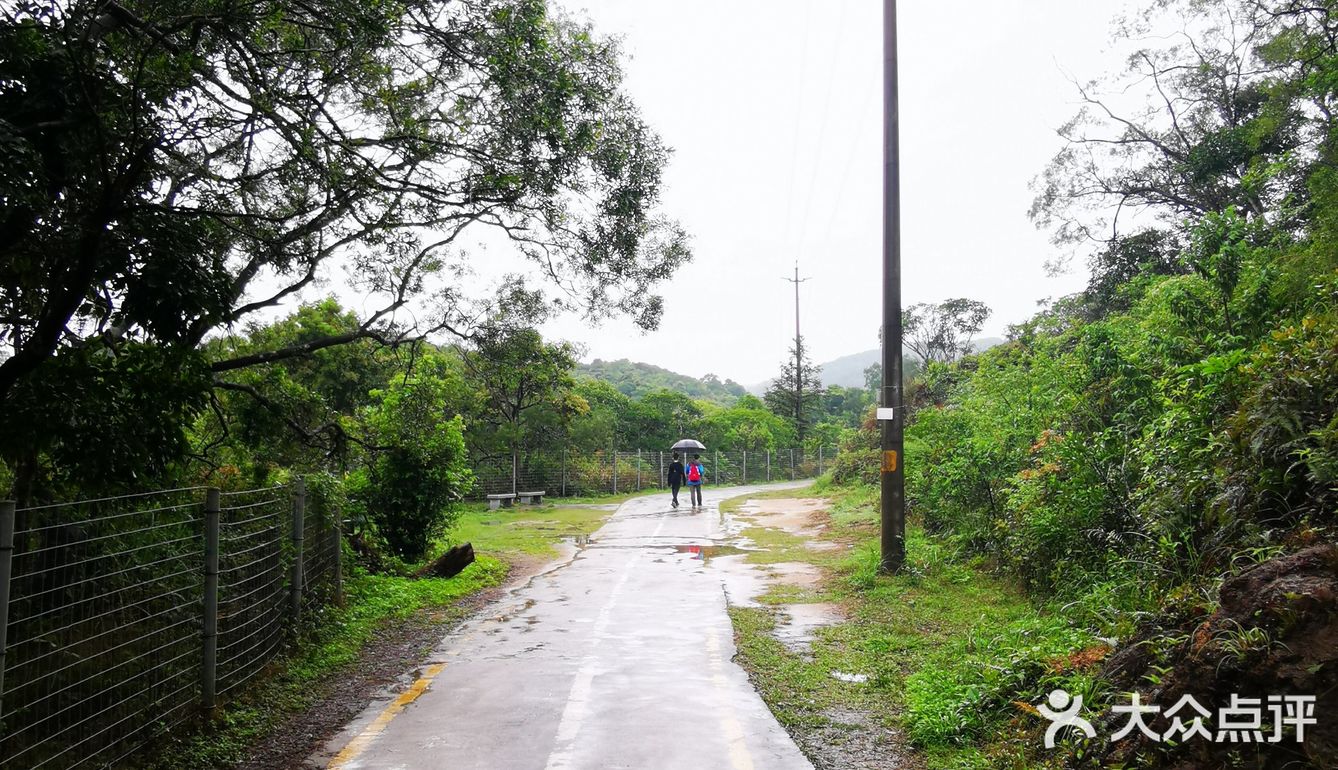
<box><xmin>0</xmin><ymin>0</ymin><xmax>687</xmax><ymax>498</ymax></box>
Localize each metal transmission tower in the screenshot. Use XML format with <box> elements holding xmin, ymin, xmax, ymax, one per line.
<box><xmin>880</xmin><ymin>0</ymin><xmax>906</xmax><ymax>573</ymax></box>
<box><xmin>782</xmin><ymin>263</ymin><xmax>812</xmax><ymax>444</ymax></box>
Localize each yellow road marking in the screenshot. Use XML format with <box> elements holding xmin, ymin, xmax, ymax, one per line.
<box><xmin>706</xmin><ymin>628</ymin><xmax>755</xmax><ymax>770</ymax></box>
<box><xmin>328</xmin><ymin>662</ymin><xmax>447</xmax><ymax>768</ymax></box>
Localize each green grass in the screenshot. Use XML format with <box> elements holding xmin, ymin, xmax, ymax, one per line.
<box><xmin>723</xmin><ymin>482</ymin><xmax>1098</xmax><ymax>769</ymax></box>
<box><xmin>152</xmin><ymin>499</ymin><xmax>623</xmax><ymax>769</ymax></box>
<box><xmin>439</xmin><ymin>502</ymin><xmax>618</xmax><ymax>558</ymax></box>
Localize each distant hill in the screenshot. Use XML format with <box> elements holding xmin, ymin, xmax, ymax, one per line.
<box><xmin>751</xmin><ymin>337</ymin><xmax>1007</xmax><ymax>393</ymax></box>
<box><xmin>577</xmin><ymin>359</ymin><xmax>748</xmax><ymax>405</ymax></box>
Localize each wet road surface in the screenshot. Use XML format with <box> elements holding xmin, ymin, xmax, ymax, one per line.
<box><xmin>316</xmin><ymin>484</ymin><xmax>814</xmax><ymax>770</ymax></box>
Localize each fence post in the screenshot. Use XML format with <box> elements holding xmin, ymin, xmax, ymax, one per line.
<box><xmin>291</xmin><ymin>478</ymin><xmax>305</xmax><ymax>625</ymax></box>
<box><xmin>333</xmin><ymin>507</ymin><xmax>344</xmax><ymax>607</ymax></box>
<box><xmin>202</xmin><ymin>488</ymin><xmax>220</xmax><ymax>710</ymax></box>
<box><xmin>659</xmin><ymin>451</ymin><xmax>664</xmax><ymax>489</ymax></box>
<box><xmin>766</xmin><ymin>451</ymin><xmax>771</xmax><ymax>482</ymax></box>
<box><xmin>819</xmin><ymin>446</ymin><xmax>824</xmax><ymax>476</ymax></box>
<box><xmin>612</xmin><ymin>449</ymin><xmax>618</xmax><ymax>495</ymax></box>
<box><xmin>562</xmin><ymin>449</ymin><xmax>567</xmax><ymax>497</ymax></box>
<box><xmin>0</xmin><ymin>500</ymin><xmax>14</xmax><ymax>718</ymax></box>
<box><xmin>637</xmin><ymin>449</ymin><xmax>642</xmax><ymax>491</ymax></box>
<box><xmin>713</xmin><ymin>450</ymin><xmax>719</xmax><ymax>485</ymax></box>
<box><xmin>742</xmin><ymin>451</ymin><xmax>748</xmax><ymax>485</ymax></box>
<box><xmin>789</xmin><ymin>449</ymin><xmax>795</xmax><ymax>479</ymax></box>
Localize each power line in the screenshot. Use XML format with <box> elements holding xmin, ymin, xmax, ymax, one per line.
<box><xmin>793</xmin><ymin>0</ymin><xmax>853</xmax><ymax>262</ymax></box>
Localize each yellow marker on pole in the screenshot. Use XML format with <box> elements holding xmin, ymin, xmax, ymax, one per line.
<box><xmin>882</xmin><ymin>450</ymin><xmax>898</xmax><ymax>473</ymax></box>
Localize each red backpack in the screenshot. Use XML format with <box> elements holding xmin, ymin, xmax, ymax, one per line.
<box><xmin>687</xmin><ymin>463</ymin><xmax>702</xmax><ymax>482</ymax></box>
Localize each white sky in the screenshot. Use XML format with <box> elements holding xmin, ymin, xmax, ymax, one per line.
<box><xmin>529</xmin><ymin>0</ymin><xmax>1138</xmax><ymax>385</ymax></box>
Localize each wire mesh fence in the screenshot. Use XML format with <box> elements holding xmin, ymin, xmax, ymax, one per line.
<box><xmin>0</xmin><ymin>481</ymin><xmax>341</xmax><ymax>770</ymax></box>
<box><xmin>0</xmin><ymin>447</ymin><xmax>830</xmax><ymax>766</ymax></box>
<box><xmin>470</xmin><ymin>447</ymin><xmax>837</xmax><ymax>498</ymax></box>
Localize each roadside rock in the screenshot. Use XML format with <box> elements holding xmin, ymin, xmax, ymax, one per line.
<box><xmin>1092</xmin><ymin>544</ymin><xmax>1338</xmax><ymax>769</ymax></box>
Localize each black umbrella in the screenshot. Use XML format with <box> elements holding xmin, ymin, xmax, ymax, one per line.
<box><xmin>671</xmin><ymin>438</ymin><xmax>706</xmax><ymax>452</ymax></box>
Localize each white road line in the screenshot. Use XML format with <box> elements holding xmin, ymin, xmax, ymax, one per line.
<box><xmin>542</xmin><ymin>510</ymin><xmax>670</xmax><ymax>770</ymax></box>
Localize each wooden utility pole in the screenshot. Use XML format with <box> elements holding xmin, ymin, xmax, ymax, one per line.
<box><xmin>880</xmin><ymin>0</ymin><xmax>906</xmax><ymax>573</ymax></box>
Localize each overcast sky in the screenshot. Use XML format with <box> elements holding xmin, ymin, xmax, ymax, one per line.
<box><xmin>527</xmin><ymin>0</ymin><xmax>1139</xmax><ymax>385</ymax></box>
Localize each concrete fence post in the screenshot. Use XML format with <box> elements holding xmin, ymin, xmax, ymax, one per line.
<box><xmin>0</xmin><ymin>500</ymin><xmax>15</xmax><ymax>718</ymax></box>
<box><xmin>202</xmin><ymin>488</ymin><xmax>220</xmax><ymax>710</ymax></box>
<box><xmin>713</xmin><ymin>450</ymin><xmax>719</xmax><ymax>485</ymax></box>
<box><xmin>767</xmin><ymin>451</ymin><xmax>772</xmax><ymax>482</ymax></box>
<box><xmin>562</xmin><ymin>449</ymin><xmax>568</xmax><ymax>497</ymax></box>
<box><xmin>742</xmin><ymin>451</ymin><xmax>748</xmax><ymax>485</ymax></box>
<box><xmin>612</xmin><ymin>449</ymin><xmax>618</xmax><ymax>495</ymax></box>
<box><xmin>290</xmin><ymin>478</ymin><xmax>305</xmax><ymax>625</ymax></box>
<box><xmin>637</xmin><ymin>449</ymin><xmax>642</xmax><ymax>491</ymax></box>
<box><xmin>819</xmin><ymin>446</ymin><xmax>824</xmax><ymax>476</ymax></box>
<box><xmin>659</xmin><ymin>451</ymin><xmax>664</xmax><ymax>488</ymax></box>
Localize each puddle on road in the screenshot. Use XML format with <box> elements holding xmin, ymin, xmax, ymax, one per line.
<box><xmin>736</xmin><ymin>499</ymin><xmax>840</xmax><ymax>550</ymax></box>
<box><xmin>709</xmin><ymin>498</ymin><xmax>848</xmax><ymax>655</ymax></box>
<box><xmin>673</xmin><ymin>544</ymin><xmax>751</xmax><ymax>561</ymax></box>
<box><xmin>773</xmin><ymin>603</ymin><xmax>843</xmax><ymax>658</ymax></box>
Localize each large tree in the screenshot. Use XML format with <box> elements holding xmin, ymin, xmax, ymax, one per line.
<box><xmin>1030</xmin><ymin>0</ymin><xmax>1335</xmax><ymax>274</ymax></box>
<box><xmin>459</xmin><ymin>325</ymin><xmax>576</xmax><ymax>494</ymax></box>
<box><xmin>0</xmin><ymin>1</ymin><xmax>687</xmax><ymax>498</ymax></box>
<box><xmin>902</xmin><ymin>299</ymin><xmax>991</xmax><ymax>365</ymax></box>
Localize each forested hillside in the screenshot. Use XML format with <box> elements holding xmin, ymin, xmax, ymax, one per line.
<box><xmin>576</xmin><ymin>358</ymin><xmax>748</xmax><ymax>404</ymax></box>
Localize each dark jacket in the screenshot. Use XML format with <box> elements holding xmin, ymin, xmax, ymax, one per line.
<box><xmin>667</xmin><ymin>460</ymin><xmax>685</xmax><ymax>485</ymax></box>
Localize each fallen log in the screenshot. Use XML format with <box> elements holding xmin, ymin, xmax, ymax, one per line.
<box><xmin>416</xmin><ymin>542</ymin><xmax>476</xmax><ymax>578</ymax></box>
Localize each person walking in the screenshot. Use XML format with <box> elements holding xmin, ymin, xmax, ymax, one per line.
<box><xmin>685</xmin><ymin>454</ymin><xmax>705</xmax><ymax>508</ymax></box>
<box><xmin>667</xmin><ymin>452</ymin><xmax>686</xmax><ymax>508</ymax></box>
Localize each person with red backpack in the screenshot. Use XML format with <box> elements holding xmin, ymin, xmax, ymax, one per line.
<box><xmin>685</xmin><ymin>454</ymin><xmax>705</xmax><ymax>507</ymax></box>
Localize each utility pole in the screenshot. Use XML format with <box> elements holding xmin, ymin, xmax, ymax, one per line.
<box><xmin>783</xmin><ymin>263</ymin><xmax>811</xmax><ymax>444</ymax></box>
<box><xmin>880</xmin><ymin>0</ymin><xmax>906</xmax><ymax>573</ymax></box>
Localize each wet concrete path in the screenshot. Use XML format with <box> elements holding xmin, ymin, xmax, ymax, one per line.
<box><xmin>316</xmin><ymin>484</ymin><xmax>814</xmax><ymax>770</ymax></box>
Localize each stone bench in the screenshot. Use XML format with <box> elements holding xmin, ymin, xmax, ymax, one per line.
<box><xmin>486</xmin><ymin>493</ymin><xmax>516</xmax><ymax>511</ymax></box>
<box><xmin>517</xmin><ymin>490</ymin><xmax>546</xmax><ymax>505</ymax></box>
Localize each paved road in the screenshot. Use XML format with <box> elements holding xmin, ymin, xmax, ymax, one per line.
<box><xmin>315</xmin><ymin>484</ymin><xmax>814</xmax><ymax>770</ymax></box>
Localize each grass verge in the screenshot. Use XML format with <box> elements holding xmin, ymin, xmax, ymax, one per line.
<box><xmin>725</xmin><ymin>479</ymin><xmax>1100</xmax><ymax>769</ymax></box>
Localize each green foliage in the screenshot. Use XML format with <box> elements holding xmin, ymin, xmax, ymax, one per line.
<box><xmin>0</xmin><ymin>344</ymin><xmax>210</xmax><ymax>500</ymax></box>
<box><xmin>830</xmin><ymin>413</ymin><xmax>880</xmax><ymax>486</ymax></box>
<box><xmin>889</xmin><ymin>0</ymin><xmax>1338</xmax><ymax>609</ymax></box>
<box><xmin>0</xmin><ymin>0</ymin><xmax>685</xmax><ymax>494</ymax></box>
<box><xmin>348</xmin><ymin>377</ymin><xmax>473</xmax><ymax>560</ymax></box>
<box><xmin>903</xmin><ymin>614</ymin><xmax>1097</xmax><ymax>746</ymax></box>
<box><xmin>763</xmin><ymin>335</ymin><xmax>824</xmax><ymax>444</ymax></box>
<box><xmin>1223</xmin><ymin>309</ymin><xmax>1338</xmax><ymax>528</ymax></box>
<box><xmin>700</xmin><ymin>399</ymin><xmax>797</xmax><ymax>453</ymax></box>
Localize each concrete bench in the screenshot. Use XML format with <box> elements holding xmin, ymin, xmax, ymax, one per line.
<box><xmin>486</xmin><ymin>493</ymin><xmax>516</xmax><ymax>510</ymax></box>
<box><xmin>517</xmin><ymin>491</ymin><xmax>546</xmax><ymax>505</ymax></box>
